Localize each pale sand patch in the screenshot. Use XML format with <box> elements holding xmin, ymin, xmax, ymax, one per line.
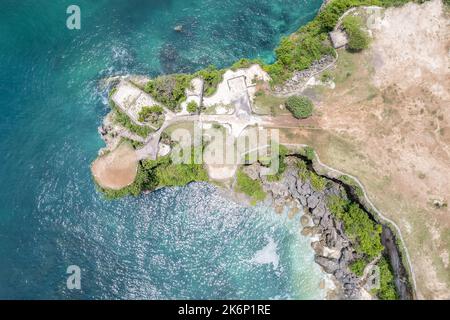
<box><xmin>205</xmin><ymin>164</ymin><xmax>238</xmax><ymax>181</ymax></box>
<box><xmin>416</xmin><ymin>256</ymin><xmax>450</xmax><ymax>299</ymax></box>
<box><xmin>203</xmin><ymin>64</ymin><xmax>270</xmax><ymax>108</ymax></box>
<box><xmin>440</xmin><ymin>250</ymin><xmax>449</xmax><ymax>269</ymax></box>
<box><xmin>370</xmin><ymin>0</ymin><xmax>449</xmax><ymax>90</ymax></box>
<box><xmin>157</xmin><ymin>143</ymin><xmax>171</xmax><ymax>157</ymax></box>
<box><xmin>91</xmin><ymin>143</ymin><xmax>138</xmax><ymax>190</ymax></box>
<box><xmin>203</xmin><ymin>135</ymin><xmax>238</xmax><ymax>181</ymax></box>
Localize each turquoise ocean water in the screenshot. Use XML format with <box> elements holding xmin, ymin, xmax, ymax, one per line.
<box><xmin>0</xmin><ymin>0</ymin><xmax>325</xmax><ymax>299</ymax></box>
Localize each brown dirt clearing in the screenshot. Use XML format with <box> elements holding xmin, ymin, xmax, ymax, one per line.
<box><xmin>92</xmin><ymin>142</ymin><xmax>138</xmax><ymax>190</ymax></box>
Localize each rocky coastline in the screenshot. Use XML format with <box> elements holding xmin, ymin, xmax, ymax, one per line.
<box><xmin>240</xmin><ymin>155</ymin><xmax>413</xmax><ymax>300</ymax></box>
<box><xmin>273</xmin><ymin>54</ymin><xmax>335</xmax><ymax>96</ymax></box>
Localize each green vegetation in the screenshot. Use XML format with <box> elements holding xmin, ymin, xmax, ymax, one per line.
<box><xmin>295</xmin><ymin>158</ymin><xmax>327</xmax><ymax>191</ymax></box>
<box><xmin>285</xmin><ymin>96</ymin><xmax>314</xmax><ymax>119</ymax></box>
<box><xmin>235</xmin><ymin>169</ymin><xmax>266</xmax><ymax>204</ymax></box>
<box><xmin>186</xmin><ymin>101</ymin><xmax>198</xmax><ymax>113</ymax></box>
<box><xmin>138</xmin><ymin>105</ymin><xmax>165</xmax><ymax>127</ymax></box>
<box><xmin>321</xmin><ymin>70</ymin><xmax>333</xmax><ymax>82</ymax></box>
<box><xmin>264</xmin><ymin>27</ymin><xmax>334</xmax><ymax>84</ymax></box>
<box><xmin>99</xmin><ymin>151</ymin><xmax>209</xmax><ymax>199</ymax></box>
<box><xmin>328</xmin><ymin>196</ymin><xmax>384</xmax><ymax>259</ymax></box>
<box><xmin>120</xmin><ymin>137</ymin><xmax>144</xmax><ymax>149</ymax></box>
<box><xmin>108</xmin><ymin>87</ymin><xmax>117</xmax><ymax>99</ymax></box>
<box><xmin>339</xmin><ymin>175</ymin><xmax>364</xmax><ymax>198</ymax></box>
<box><xmin>144</xmin><ymin>74</ymin><xmax>193</xmax><ymax>111</ymax></box>
<box><xmin>143</xmin><ymin>153</ymin><xmax>208</xmax><ymax>187</ymax></box>
<box><xmin>230</xmin><ymin>58</ymin><xmax>263</xmax><ymax>71</ymax></box>
<box><xmin>342</xmin><ymin>16</ymin><xmax>370</xmax><ymax>51</ymax></box>
<box><xmin>194</xmin><ymin>65</ymin><xmax>225</xmax><ymax>96</ymax></box>
<box><xmin>113</xmin><ymin>109</ymin><xmax>153</xmax><ymax>138</ymax></box>
<box><xmin>310</xmin><ymin>173</ymin><xmax>327</xmax><ymax>191</ymax></box>
<box><xmin>350</xmin><ymin>258</ymin><xmax>367</xmax><ymax>276</ymax></box>
<box><xmin>350</xmin><ymin>254</ymin><xmax>398</xmax><ymax>301</ymax></box>
<box><xmin>266</xmin><ymin>144</ymin><xmax>289</xmax><ymax>181</ymax></box>
<box><xmin>300</xmin><ymin>146</ymin><xmax>315</xmax><ymax>161</ymax></box>
<box><xmin>296</xmin><ymin>158</ymin><xmax>311</xmax><ymax>182</ymax></box>
<box><xmin>374</xmin><ymin>257</ymin><xmax>398</xmax><ymax>300</ymax></box>
<box><xmin>253</xmin><ymin>92</ymin><xmax>287</xmax><ymax>116</ymax></box>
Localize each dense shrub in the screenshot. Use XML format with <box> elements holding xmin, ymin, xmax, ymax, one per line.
<box><xmin>138</xmin><ymin>105</ymin><xmax>164</xmax><ymax>125</ymax></box>
<box><xmin>350</xmin><ymin>258</ymin><xmax>367</xmax><ymax>276</ymax></box>
<box><xmin>266</xmin><ymin>144</ymin><xmax>289</xmax><ymax>181</ymax></box>
<box><xmin>236</xmin><ymin>169</ymin><xmax>266</xmax><ymax>204</ymax></box>
<box><xmin>310</xmin><ymin>172</ymin><xmax>327</xmax><ymax>191</ymax></box>
<box><xmin>186</xmin><ymin>101</ymin><xmax>198</xmax><ymax>113</ymax></box>
<box><xmin>194</xmin><ymin>65</ymin><xmax>225</xmax><ymax>96</ymax></box>
<box><xmin>328</xmin><ymin>196</ymin><xmax>384</xmax><ymax>258</ymax></box>
<box><xmin>285</xmin><ymin>96</ymin><xmax>314</xmax><ymax>119</ymax></box>
<box><xmin>342</xmin><ymin>16</ymin><xmax>370</xmax><ymax>51</ymax></box>
<box><xmin>376</xmin><ymin>257</ymin><xmax>398</xmax><ymax>300</ymax></box>
<box><xmin>114</xmin><ymin>109</ymin><xmax>152</xmax><ymax>138</ymax></box>
<box><xmin>144</xmin><ymin>74</ymin><xmax>193</xmax><ymax>110</ymax></box>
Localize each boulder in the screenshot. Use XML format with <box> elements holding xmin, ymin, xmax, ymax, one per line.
<box><xmin>334</xmin><ymin>269</ymin><xmax>345</xmax><ymax>280</ymax></box>
<box><xmin>299</xmin><ymin>195</ymin><xmax>308</xmax><ymax>207</ymax></box>
<box><xmin>311</xmin><ymin>241</ymin><xmax>324</xmax><ymax>255</ymax></box>
<box><xmin>319</xmin><ymin>212</ymin><xmax>331</xmax><ymax>228</ymax></box>
<box><xmin>243</xmin><ymin>163</ymin><xmax>261</xmax><ymax>180</ymax></box>
<box><xmin>315</xmin><ymin>256</ymin><xmax>340</xmax><ymax>274</ymax></box>
<box><xmin>300</xmin><ymin>213</ymin><xmax>314</xmax><ymax>227</ymax></box>
<box><xmin>307</xmin><ymin>194</ymin><xmax>320</xmax><ymax>209</ymax></box>
<box><xmin>312</xmin><ymin>202</ymin><xmax>326</xmax><ymax>218</ymax></box>
<box><xmin>313</xmin><ymin>217</ymin><xmax>321</xmax><ymax>225</ymax></box>
<box><xmin>285</xmin><ymin>174</ymin><xmax>300</xmax><ymax>198</ymax></box>
<box><xmin>300</xmin><ymin>182</ymin><xmax>312</xmax><ymax>196</ymax></box>
<box><xmin>340</xmin><ymin>248</ymin><xmax>356</xmax><ymax>264</ymax></box>
<box><xmin>322</xmin><ymin>246</ymin><xmax>342</xmax><ymax>260</ymax></box>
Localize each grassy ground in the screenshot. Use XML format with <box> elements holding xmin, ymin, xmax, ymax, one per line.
<box><xmin>253</xmin><ymin>92</ymin><xmax>289</xmax><ymax>115</ymax></box>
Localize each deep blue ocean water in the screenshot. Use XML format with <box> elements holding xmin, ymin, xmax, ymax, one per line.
<box><xmin>0</xmin><ymin>0</ymin><xmax>325</xmax><ymax>299</ymax></box>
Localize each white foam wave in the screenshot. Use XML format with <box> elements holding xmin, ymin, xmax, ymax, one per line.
<box><xmin>251</xmin><ymin>236</ymin><xmax>279</xmax><ymax>270</ymax></box>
